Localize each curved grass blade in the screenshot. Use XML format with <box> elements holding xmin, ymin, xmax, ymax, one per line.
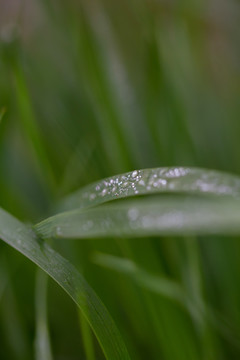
<box><xmin>92</xmin><ymin>252</ymin><xmax>204</xmax><ymax>329</ymax></box>
<box><xmin>0</xmin><ymin>208</ymin><xmax>131</xmax><ymax>360</ymax></box>
<box><xmin>57</xmin><ymin>167</ymin><xmax>240</xmax><ymax>212</ymax></box>
<box><xmin>37</xmin><ymin>197</ymin><xmax>240</xmax><ymax>239</ymax></box>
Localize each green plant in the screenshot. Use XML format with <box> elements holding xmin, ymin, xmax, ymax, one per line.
<box><xmin>1</xmin><ymin>167</ymin><xmax>240</xmax><ymax>359</ymax></box>
<box><xmin>1</xmin><ymin>1</ymin><xmax>240</xmax><ymax>359</ymax></box>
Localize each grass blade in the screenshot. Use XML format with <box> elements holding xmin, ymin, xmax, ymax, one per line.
<box><xmin>79</xmin><ymin>311</ymin><xmax>96</xmax><ymax>360</ymax></box>
<box><xmin>93</xmin><ymin>253</ymin><xmax>186</xmax><ymax>305</ymax></box>
<box><xmin>35</xmin><ymin>270</ymin><xmax>53</xmax><ymax>360</ymax></box>
<box><xmin>0</xmin><ymin>208</ymin><xmax>131</xmax><ymax>360</ymax></box>
<box><xmin>37</xmin><ymin>197</ymin><xmax>240</xmax><ymax>239</ymax></box>
<box><xmin>57</xmin><ymin>167</ymin><xmax>240</xmax><ymax>212</ymax></box>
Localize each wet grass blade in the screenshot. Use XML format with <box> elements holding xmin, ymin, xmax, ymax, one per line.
<box><xmin>57</xmin><ymin>167</ymin><xmax>240</xmax><ymax>212</ymax></box>
<box><xmin>37</xmin><ymin>197</ymin><xmax>240</xmax><ymax>239</ymax></box>
<box><xmin>0</xmin><ymin>208</ymin><xmax>131</xmax><ymax>360</ymax></box>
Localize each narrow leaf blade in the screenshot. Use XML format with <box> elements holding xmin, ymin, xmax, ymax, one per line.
<box><xmin>37</xmin><ymin>197</ymin><xmax>240</xmax><ymax>239</ymax></box>
<box><xmin>57</xmin><ymin>167</ymin><xmax>240</xmax><ymax>212</ymax></box>
<box><xmin>0</xmin><ymin>208</ymin><xmax>130</xmax><ymax>360</ymax></box>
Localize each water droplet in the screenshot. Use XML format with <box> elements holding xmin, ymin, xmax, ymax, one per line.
<box><xmin>153</xmin><ymin>179</ymin><xmax>167</xmax><ymax>187</ymax></box>
<box><xmin>128</xmin><ymin>208</ymin><xmax>139</xmax><ymax>221</ymax></box>
<box><xmin>90</xmin><ymin>193</ymin><xmax>96</xmax><ymax>200</ymax></box>
<box><xmin>101</xmin><ymin>189</ymin><xmax>107</xmax><ymax>196</ymax></box>
<box><xmin>164</xmin><ymin>168</ymin><xmax>190</xmax><ymax>178</ymax></box>
<box><xmin>132</xmin><ymin>170</ymin><xmax>138</xmax><ymax>178</ymax></box>
<box><xmin>96</xmin><ymin>185</ymin><xmax>100</xmax><ymax>191</ymax></box>
<box><xmin>83</xmin><ymin>220</ymin><xmax>93</xmax><ymax>231</ymax></box>
<box><xmin>139</xmin><ymin>179</ymin><xmax>145</xmax><ymax>186</ymax></box>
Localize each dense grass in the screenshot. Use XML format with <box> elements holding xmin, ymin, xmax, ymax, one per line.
<box><xmin>1</xmin><ymin>1</ymin><xmax>240</xmax><ymax>359</ymax></box>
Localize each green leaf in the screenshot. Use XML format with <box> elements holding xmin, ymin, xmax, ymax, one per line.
<box><xmin>57</xmin><ymin>167</ymin><xmax>240</xmax><ymax>212</ymax></box>
<box><xmin>0</xmin><ymin>208</ymin><xmax>131</xmax><ymax>360</ymax></box>
<box><xmin>36</xmin><ymin>196</ymin><xmax>240</xmax><ymax>239</ymax></box>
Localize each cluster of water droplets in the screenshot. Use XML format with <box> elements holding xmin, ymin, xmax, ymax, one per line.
<box><xmin>85</xmin><ymin>167</ymin><xmax>240</xmax><ymax>205</ymax></box>
<box><xmin>85</xmin><ymin>168</ymin><xmax>192</xmax><ymax>203</ymax></box>
<box><xmin>58</xmin><ymin>166</ymin><xmax>240</xmax><ymax>214</ymax></box>
<box><xmin>49</xmin><ymin>166</ymin><xmax>240</xmax><ymax>239</ymax></box>
<box><xmin>127</xmin><ymin>206</ymin><xmax>188</xmax><ymax>231</ymax></box>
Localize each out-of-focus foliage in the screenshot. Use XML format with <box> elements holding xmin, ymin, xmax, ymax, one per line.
<box><xmin>1</xmin><ymin>0</ymin><xmax>240</xmax><ymax>359</ymax></box>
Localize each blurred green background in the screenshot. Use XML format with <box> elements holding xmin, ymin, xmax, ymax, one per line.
<box><xmin>1</xmin><ymin>0</ymin><xmax>240</xmax><ymax>359</ymax></box>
